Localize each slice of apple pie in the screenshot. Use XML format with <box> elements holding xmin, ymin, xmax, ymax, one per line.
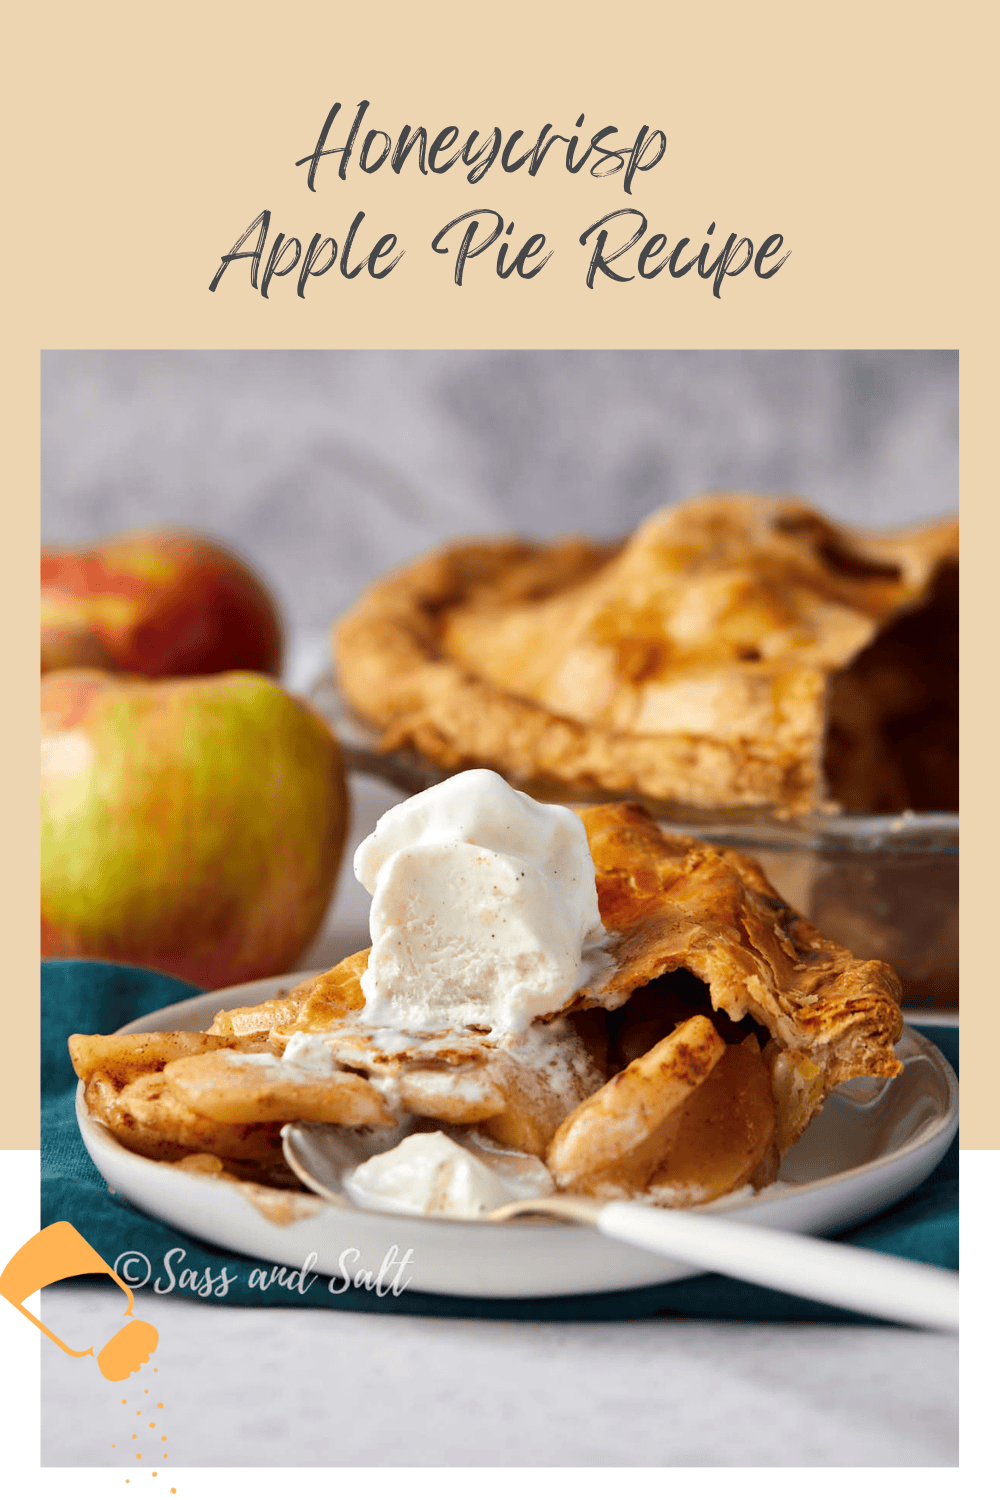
<box><xmin>71</xmin><ymin>802</ymin><xmax>902</xmax><ymax>1210</ymax></box>
<box><xmin>334</xmin><ymin>495</ymin><xmax>958</xmax><ymax>814</ymax></box>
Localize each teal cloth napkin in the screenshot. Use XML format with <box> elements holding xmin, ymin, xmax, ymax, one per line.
<box><xmin>41</xmin><ymin>960</ymin><xmax>958</xmax><ymax>1322</ymax></box>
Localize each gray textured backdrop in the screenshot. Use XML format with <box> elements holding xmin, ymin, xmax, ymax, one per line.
<box><xmin>42</xmin><ymin>350</ymin><xmax>958</xmax><ymax>660</ymax></box>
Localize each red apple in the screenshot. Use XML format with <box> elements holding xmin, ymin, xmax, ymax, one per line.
<box><xmin>41</xmin><ymin>670</ymin><xmax>348</xmax><ymax>989</ymax></box>
<box><xmin>41</xmin><ymin>529</ymin><xmax>283</xmax><ymax>678</ymax></box>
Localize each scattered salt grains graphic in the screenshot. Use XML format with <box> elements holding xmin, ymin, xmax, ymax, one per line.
<box><xmin>114</xmin><ymin>1375</ymin><xmax>173</xmax><ymax>1483</ymax></box>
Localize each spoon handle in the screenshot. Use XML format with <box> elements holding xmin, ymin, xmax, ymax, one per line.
<box><xmin>598</xmin><ymin>1203</ymin><xmax>958</xmax><ymax>1332</ymax></box>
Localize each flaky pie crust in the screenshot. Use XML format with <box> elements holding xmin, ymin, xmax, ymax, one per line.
<box><xmin>334</xmin><ymin>495</ymin><xmax>958</xmax><ymax>813</ymax></box>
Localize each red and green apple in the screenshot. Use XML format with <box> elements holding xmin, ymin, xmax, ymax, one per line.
<box><xmin>41</xmin><ymin>669</ymin><xmax>348</xmax><ymax>989</ymax></box>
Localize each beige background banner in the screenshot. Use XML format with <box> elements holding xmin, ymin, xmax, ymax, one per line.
<box><xmin>8</xmin><ymin>3</ymin><xmax>988</xmax><ymax>1147</ymax></box>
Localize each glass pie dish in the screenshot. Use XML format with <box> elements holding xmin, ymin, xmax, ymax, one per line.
<box><xmin>312</xmin><ymin>670</ymin><xmax>958</xmax><ymax>1009</ymax></box>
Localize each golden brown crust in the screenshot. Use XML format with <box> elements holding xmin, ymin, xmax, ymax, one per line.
<box><xmin>581</xmin><ymin>802</ymin><xmax>904</xmax><ymax>1059</ymax></box>
<box><xmin>575</xmin><ymin>802</ymin><xmax>903</xmax><ymax>1143</ymax></box>
<box><xmin>334</xmin><ymin>496</ymin><xmax>958</xmax><ymax>813</ymax></box>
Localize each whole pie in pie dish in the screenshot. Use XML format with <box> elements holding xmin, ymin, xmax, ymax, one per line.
<box><xmin>334</xmin><ymin>495</ymin><xmax>958</xmax><ymax>815</ymax></box>
<box><xmin>70</xmin><ymin>800</ymin><xmax>904</xmax><ymax>1212</ymax></box>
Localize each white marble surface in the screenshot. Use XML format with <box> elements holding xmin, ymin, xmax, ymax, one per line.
<box><xmin>39</xmin><ymin>1282</ymin><xmax>957</xmax><ymax>1468</ymax></box>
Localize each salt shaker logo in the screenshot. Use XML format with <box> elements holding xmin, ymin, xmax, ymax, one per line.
<box><xmin>0</xmin><ymin>1221</ymin><xmax>158</xmax><ymax>1381</ymax></box>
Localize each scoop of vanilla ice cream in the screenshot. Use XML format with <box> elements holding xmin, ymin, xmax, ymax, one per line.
<box><xmin>354</xmin><ymin>769</ymin><xmax>611</xmax><ymax>1033</ymax></box>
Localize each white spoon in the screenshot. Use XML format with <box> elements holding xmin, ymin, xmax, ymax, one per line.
<box><xmin>489</xmin><ymin>1195</ymin><xmax>958</xmax><ymax>1333</ymax></box>
<box><xmin>282</xmin><ymin>1124</ymin><xmax>958</xmax><ymax>1332</ymax></box>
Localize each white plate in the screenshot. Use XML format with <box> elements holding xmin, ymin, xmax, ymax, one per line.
<box><xmin>75</xmin><ymin>973</ymin><xmax>959</xmax><ymax>1300</ymax></box>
